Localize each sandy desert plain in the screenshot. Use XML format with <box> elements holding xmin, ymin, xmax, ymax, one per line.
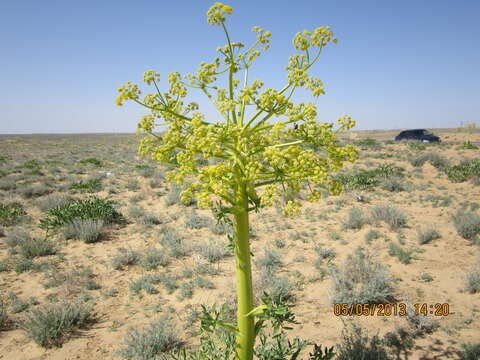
<box><xmin>0</xmin><ymin>127</ymin><xmax>479</xmax><ymax>360</ymax></box>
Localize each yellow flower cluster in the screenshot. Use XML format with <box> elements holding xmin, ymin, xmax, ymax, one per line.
<box><xmin>116</xmin><ymin>81</ymin><xmax>141</xmax><ymax>106</ymax></box>
<box><xmin>207</xmin><ymin>2</ymin><xmax>233</xmax><ymax>25</ymax></box>
<box><xmin>116</xmin><ymin>2</ymin><xmax>360</xmax><ymax>220</ymax></box>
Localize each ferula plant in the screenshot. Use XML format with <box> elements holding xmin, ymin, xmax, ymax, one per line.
<box><xmin>116</xmin><ymin>3</ymin><xmax>358</xmax><ymax>359</ymax></box>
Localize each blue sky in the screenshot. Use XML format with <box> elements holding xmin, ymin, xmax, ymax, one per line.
<box><xmin>0</xmin><ymin>0</ymin><xmax>478</xmax><ymax>134</ymax></box>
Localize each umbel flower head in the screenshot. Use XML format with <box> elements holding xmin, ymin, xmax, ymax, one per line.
<box><xmin>116</xmin><ymin>2</ymin><xmax>358</xmax><ymax>218</ymax></box>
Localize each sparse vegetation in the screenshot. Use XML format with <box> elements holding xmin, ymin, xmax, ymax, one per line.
<box><xmin>452</xmin><ymin>210</ymin><xmax>480</xmax><ymax>241</ymax></box>
<box><xmin>22</xmin><ymin>301</ymin><xmax>95</xmax><ymax>348</ymax></box>
<box><xmin>0</xmin><ymin>202</ymin><xmax>26</xmax><ymax>226</ymax></box>
<box><xmin>63</xmin><ymin>218</ymin><xmax>104</xmax><ymax>243</ymax></box>
<box><xmin>370</xmin><ymin>205</ymin><xmax>407</xmax><ymax>230</ymax></box>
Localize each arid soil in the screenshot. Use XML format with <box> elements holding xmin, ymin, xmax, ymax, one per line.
<box><xmin>0</xmin><ymin>128</ymin><xmax>479</xmax><ymax>360</ymax></box>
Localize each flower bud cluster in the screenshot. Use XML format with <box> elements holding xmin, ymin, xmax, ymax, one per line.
<box><xmin>207</xmin><ymin>2</ymin><xmax>233</xmax><ymax>25</ymax></box>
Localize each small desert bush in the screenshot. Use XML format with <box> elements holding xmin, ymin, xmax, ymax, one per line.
<box><xmin>78</xmin><ymin>157</ymin><xmax>102</xmax><ymax>167</ymax></box>
<box><xmin>256</xmin><ymin>248</ymin><xmax>282</xmax><ymax>275</ymax></box>
<box><xmin>140</xmin><ymin>247</ymin><xmax>170</xmax><ymax>270</ymax></box>
<box><xmin>416</xmin><ymin>227</ymin><xmax>440</xmax><ymax>244</ymax></box>
<box><xmin>184</xmin><ymin>214</ymin><xmax>212</xmax><ymax>229</ymax></box>
<box><xmin>36</xmin><ymin>193</ymin><xmax>72</xmax><ymax>211</ymax></box>
<box><xmin>112</xmin><ymin>247</ymin><xmax>141</xmax><ymax>270</ymax></box>
<box><xmin>405</xmin><ymin>306</ymin><xmax>439</xmax><ymax>336</ymax></box>
<box><xmin>388</xmin><ymin>242</ymin><xmax>412</xmax><ymax>264</ymax></box>
<box><xmin>63</xmin><ymin>218</ymin><xmax>104</xmax><ymax>243</ymax></box>
<box><xmin>117</xmin><ymin>315</ymin><xmax>183</xmax><ymax>359</ymax></box>
<box><xmin>335</xmin><ymin>323</ymin><xmax>390</xmax><ymax>360</ymax></box>
<box><xmin>464</xmin><ymin>267</ymin><xmax>480</xmax><ymax>294</ymax></box>
<box><xmin>411</xmin><ymin>152</ymin><xmax>448</xmax><ymax>169</ymax></box>
<box><xmin>39</xmin><ymin>196</ymin><xmax>122</xmax><ymax>233</ymax></box>
<box><xmin>129</xmin><ymin>275</ymin><xmax>160</xmax><ymax>295</ymax></box>
<box><xmin>443</xmin><ymin>158</ymin><xmax>480</xmax><ymax>183</ymax></box>
<box><xmin>256</xmin><ymin>268</ymin><xmax>295</xmax><ymax>304</ymax></box>
<box><xmin>209</xmin><ymin>219</ymin><xmax>233</xmax><ymax>235</ymax></box>
<box><xmin>1</xmin><ymin>297</ymin><xmax>12</xmax><ymax>330</ymax></box>
<box><xmin>370</xmin><ymin>205</ymin><xmax>407</xmax><ymax>231</ymax></box>
<box><xmin>18</xmin><ymin>236</ymin><xmax>57</xmax><ymax>259</ymax></box>
<box><xmin>159</xmin><ymin>226</ymin><xmax>189</xmax><ymax>258</ymax></box>
<box><xmin>380</xmin><ymin>176</ymin><xmax>411</xmax><ymax>192</ymax></box>
<box><xmin>22</xmin><ymin>301</ymin><xmax>95</xmax><ymax>348</ymax></box>
<box><xmin>461</xmin><ymin>342</ymin><xmax>480</xmax><ymax>360</ymax></box>
<box><xmin>0</xmin><ymin>202</ymin><xmax>26</xmax><ymax>226</ymax></box>
<box><xmin>452</xmin><ymin>210</ymin><xmax>480</xmax><ymax>241</ymax></box>
<box><xmin>364</xmin><ymin>229</ymin><xmax>381</xmax><ymax>243</ymax></box>
<box><xmin>69</xmin><ymin>178</ymin><xmax>102</xmax><ymax>193</ymax></box>
<box><xmin>342</xmin><ymin>207</ymin><xmax>370</xmax><ymax>230</ymax></box>
<box><xmin>165</xmin><ymin>184</ymin><xmax>196</xmax><ymax>207</ymax></box>
<box><xmin>18</xmin><ymin>184</ymin><xmax>52</xmax><ymax>198</ymax></box>
<box><xmin>196</xmin><ymin>238</ymin><xmax>231</xmax><ymax>263</ymax></box>
<box><xmin>42</xmin><ymin>266</ymin><xmax>100</xmax><ymax>291</ymax></box>
<box><xmin>330</xmin><ymin>246</ymin><xmax>396</xmax><ymax>305</ymax></box>
<box><xmin>0</xmin><ymin>177</ymin><xmax>16</xmax><ymax>191</ymax></box>
<box><xmin>334</xmin><ymin>164</ymin><xmax>404</xmax><ymax>191</ymax></box>
<box><xmin>459</xmin><ymin>141</ymin><xmax>479</xmax><ymax>150</ymax></box>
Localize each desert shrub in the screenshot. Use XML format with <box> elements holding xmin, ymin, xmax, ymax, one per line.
<box><xmin>126</xmin><ymin>178</ymin><xmax>140</xmax><ymax>191</ymax></box>
<box><xmin>459</xmin><ymin>141</ymin><xmax>479</xmax><ymax>150</ymax></box>
<box><xmin>14</xmin><ymin>257</ymin><xmax>35</xmax><ymax>274</ymax></box>
<box><xmin>209</xmin><ymin>219</ymin><xmax>233</xmax><ymax>235</ymax></box>
<box><xmin>405</xmin><ymin>306</ymin><xmax>439</xmax><ymax>336</ymax></box>
<box><xmin>69</xmin><ymin>178</ymin><xmax>102</xmax><ymax>193</ymax></box>
<box><xmin>149</xmin><ymin>178</ymin><xmax>163</xmax><ymax>189</ymax></box>
<box><xmin>464</xmin><ymin>268</ymin><xmax>480</xmax><ymax>294</ymax></box>
<box><xmin>381</xmin><ymin>327</ymin><xmax>415</xmax><ymax>358</ymax></box>
<box><xmin>78</xmin><ymin>157</ymin><xmax>102</xmax><ymax>167</ymax></box>
<box><xmin>128</xmin><ymin>206</ymin><xmax>145</xmax><ymax>220</ymax></box>
<box><xmin>410</xmin><ymin>152</ymin><xmax>448</xmax><ymax>169</ymax></box>
<box><xmin>370</xmin><ymin>205</ymin><xmax>407</xmax><ymax>230</ymax></box>
<box><xmin>0</xmin><ymin>297</ymin><xmax>11</xmax><ymax>330</ymax></box>
<box><xmin>129</xmin><ymin>276</ymin><xmax>160</xmax><ymax>295</ymax></box>
<box><xmin>388</xmin><ymin>242</ymin><xmax>412</xmax><ymax>264</ymax></box>
<box><xmin>416</xmin><ymin>227</ymin><xmax>440</xmax><ymax>244</ymax></box>
<box><xmin>117</xmin><ymin>315</ymin><xmax>183</xmax><ymax>359</ymax></box>
<box><xmin>159</xmin><ymin>226</ymin><xmax>188</xmax><ymax>258</ymax></box>
<box><xmin>141</xmin><ymin>213</ymin><xmax>164</xmax><ymax>225</ymax></box>
<box><xmin>63</xmin><ymin>218</ymin><xmax>104</xmax><ymax>243</ymax></box>
<box><xmin>256</xmin><ymin>248</ymin><xmax>282</xmax><ymax>275</ymax></box>
<box><xmin>5</xmin><ymin>227</ymin><xmax>30</xmax><ymax>248</ymax></box>
<box><xmin>380</xmin><ymin>176</ymin><xmax>410</xmax><ymax>192</ymax></box>
<box><xmin>452</xmin><ymin>210</ymin><xmax>480</xmax><ymax>240</ymax></box>
<box><xmin>421</xmin><ymin>194</ymin><xmax>454</xmax><ymax>207</ymax></box>
<box><xmin>335</xmin><ymin>323</ymin><xmax>391</xmax><ymax>360</ymax></box>
<box><xmin>18</xmin><ymin>184</ymin><xmax>52</xmax><ymax>198</ymax></box>
<box><xmin>39</xmin><ymin>196</ymin><xmax>122</xmax><ymax>233</ymax></box>
<box><xmin>364</xmin><ymin>229</ymin><xmax>381</xmax><ymax>243</ymax></box>
<box><xmin>36</xmin><ymin>193</ymin><xmax>72</xmax><ymax>211</ymax></box>
<box><xmin>0</xmin><ymin>177</ymin><xmax>16</xmax><ymax>191</ymax></box>
<box><xmin>196</xmin><ymin>238</ymin><xmax>231</xmax><ymax>263</ymax></box>
<box><xmin>184</xmin><ymin>214</ymin><xmax>212</xmax><ymax>229</ymax></box>
<box><xmin>256</xmin><ymin>268</ymin><xmax>295</xmax><ymax>304</ymax></box>
<box><xmin>140</xmin><ymin>247</ymin><xmax>170</xmax><ymax>270</ymax></box>
<box><xmin>342</xmin><ymin>207</ymin><xmax>370</xmax><ymax>230</ymax></box>
<box><xmin>137</xmin><ymin>166</ymin><xmax>155</xmax><ymax>178</ymax></box>
<box><xmin>165</xmin><ymin>184</ymin><xmax>196</xmax><ymax>207</ymax></box>
<box><xmin>112</xmin><ymin>247</ymin><xmax>141</xmax><ymax>270</ymax></box>
<box><xmin>330</xmin><ymin>246</ymin><xmax>396</xmax><ymax>305</ymax></box>
<box><xmin>18</xmin><ymin>236</ymin><xmax>57</xmax><ymax>259</ymax></box>
<box><xmin>461</xmin><ymin>342</ymin><xmax>480</xmax><ymax>360</ymax></box>
<box><xmin>0</xmin><ymin>202</ymin><xmax>26</xmax><ymax>226</ymax></box>
<box><xmin>42</xmin><ymin>266</ymin><xmax>99</xmax><ymax>291</ymax></box>
<box><xmin>443</xmin><ymin>158</ymin><xmax>480</xmax><ymax>183</ymax></box>
<box><xmin>22</xmin><ymin>301</ymin><xmax>95</xmax><ymax>348</ymax></box>
<box><xmin>334</xmin><ymin>164</ymin><xmax>404</xmax><ymax>191</ymax></box>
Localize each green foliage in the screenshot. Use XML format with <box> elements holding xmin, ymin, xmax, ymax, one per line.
<box><xmin>334</xmin><ymin>164</ymin><xmax>404</xmax><ymax>191</ymax></box>
<box><xmin>443</xmin><ymin>158</ymin><xmax>480</xmax><ymax>183</ymax></box>
<box><xmin>0</xmin><ymin>202</ymin><xmax>26</xmax><ymax>226</ymax></box>
<box><xmin>459</xmin><ymin>140</ymin><xmax>479</xmax><ymax>150</ymax></box>
<box><xmin>461</xmin><ymin>342</ymin><xmax>480</xmax><ymax>360</ymax></box>
<box><xmin>410</xmin><ymin>152</ymin><xmax>448</xmax><ymax>168</ymax></box>
<box><xmin>39</xmin><ymin>196</ymin><xmax>122</xmax><ymax>233</ymax></box>
<box><xmin>452</xmin><ymin>210</ymin><xmax>480</xmax><ymax>240</ymax></box>
<box><xmin>78</xmin><ymin>157</ymin><xmax>102</xmax><ymax>167</ymax></box>
<box><xmin>69</xmin><ymin>178</ymin><xmax>102</xmax><ymax>193</ymax></box>
<box><xmin>388</xmin><ymin>242</ymin><xmax>412</xmax><ymax>264</ymax></box>
<box><xmin>23</xmin><ymin>301</ymin><xmax>95</xmax><ymax>348</ymax></box>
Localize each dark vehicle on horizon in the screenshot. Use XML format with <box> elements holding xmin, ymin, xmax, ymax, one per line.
<box><xmin>395</xmin><ymin>129</ymin><xmax>440</xmax><ymax>142</ymax></box>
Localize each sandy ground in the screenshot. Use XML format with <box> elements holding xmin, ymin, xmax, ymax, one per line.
<box><xmin>0</xmin><ymin>128</ymin><xmax>479</xmax><ymax>359</ymax></box>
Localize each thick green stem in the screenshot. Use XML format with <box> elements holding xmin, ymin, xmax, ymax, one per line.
<box><xmin>233</xmin><ymin>182</ymin><xmax>254</xmax><ymax>360</ymax></box>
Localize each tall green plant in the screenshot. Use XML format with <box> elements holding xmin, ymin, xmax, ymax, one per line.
<box><xmin>116</xmin><ymin>3</ymin><xmax>358</xmax><ymax>359</ymax></box>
